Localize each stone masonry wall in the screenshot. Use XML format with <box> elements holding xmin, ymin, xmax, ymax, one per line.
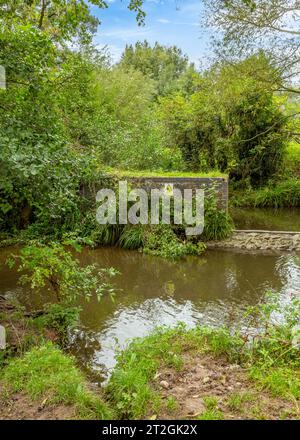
<box><xmin>127</xmin><ymin>177</ymin><xmax>228</xmax><ymax>210</ymax></box>
<box><xmin>206</xmin><ymin>230</ymin><xmax>300</xmax><ymax>252</ymax></box>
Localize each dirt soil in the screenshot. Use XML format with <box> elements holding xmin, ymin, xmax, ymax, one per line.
<box><xmin>0</xmin><ymin>384</ymin><xmax>76</xmax><ymax>420</ymax></box>
<box><xmin>151</xmin><ymin>353</ymin><xmax>299</xmax><ymax>420</ymax></box>
<box><xmin>0</xmin><ymin>295</ymin><xmax>58</xmax><ymax>351</ymax></box>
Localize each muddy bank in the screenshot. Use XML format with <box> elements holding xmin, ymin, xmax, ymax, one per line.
<box><xmin>153</xmin><ymin>353</ymin><xmax>297</xmax><ymax>420</ymax></box>
<box><xmin>206</xmin><ymin>230</ymin><xmax>300</xmax><ymax>252</ymax></box>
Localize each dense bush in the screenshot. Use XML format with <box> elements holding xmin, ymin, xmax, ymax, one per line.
<box><xmin>159</xmin><ymin>56</ymin><xmax>287</xmax><ymax>185</ymax></box>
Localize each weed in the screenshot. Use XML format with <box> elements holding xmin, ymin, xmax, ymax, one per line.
<box><xmin>227</xmin><ymin>392</ymin><xmax>254</xmax><ymax>411</ymax></box>
<box><xmin>203</xmin><ymin>395</ymin><xmax>218</xmax><ymax>410</ymax></box>
<box><xmin>198</xmin><ymin>408</ymin><xmax>224</xmax><ymax>420</ymax></box>
<box><xmin>166</xmin><ymin>396</ymin><xmax>179</xmax><ymax>412</ymax></box>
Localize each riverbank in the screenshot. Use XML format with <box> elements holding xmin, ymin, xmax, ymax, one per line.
<box><xmin>0</xmin><ymin>293</ymin><xmax>299</xmax><ymax>420</ymax></box>
<box><xmin>0</xmin><ymin>297</ymin><xmax>111</xmax><ymax>420</ymax></box>
<box><xmin>107</xmin><ymin>327</ymin><xmax>299</xmax><ymax>420</ymax></box>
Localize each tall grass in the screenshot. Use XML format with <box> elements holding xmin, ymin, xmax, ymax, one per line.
<box><xmin>202</xmin><ymin>199</ymin><xmax>233</xmax><ymax>240</ymax></box>
<box><xmin>232</xmin><ymin>180</ymin><xmax>300</xmax><ymax>208</ymax></box>
<box><xmin>119</xmin><ymin>226</ymin><xmax>144</xmax><ymax>250</ymax></box>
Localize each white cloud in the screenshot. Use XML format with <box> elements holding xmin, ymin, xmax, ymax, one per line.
<box><xmin>100</xmin><ymin>27</ymin><xmax>153</xmax><ymax>41</ymax></box>
<box><xmin>157</xmin><ymin>18</ymin><xmax>171</xmax><ymax>24</ymax></box>
<box><xmin>157</xmin><ymin>18</ymin><xmax>199</xmax><ymax>27</ymax></box>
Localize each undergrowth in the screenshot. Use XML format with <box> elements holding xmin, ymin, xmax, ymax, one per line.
<box><xmin>232</xmin><ymin>180</ymin><xmax>300</xmax><ymax>208</ymax></box>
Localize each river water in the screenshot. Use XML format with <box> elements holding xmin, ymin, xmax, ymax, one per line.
<box><xmin>231</xmin><ymin>207</ymin><xmax>300</xmax><ymax>231</ymax></box>
<box><xmin>0</xmin><ymin>246</ymin><xmax>299</xmax><ymax>381</ymax></box>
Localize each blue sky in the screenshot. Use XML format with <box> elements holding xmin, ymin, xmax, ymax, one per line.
<box><xmin>90</xmin><ymin>1</ymin><xmax>210</xmax><ymax>68</ymax></box>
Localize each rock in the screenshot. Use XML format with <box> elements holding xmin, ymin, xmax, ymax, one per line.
<box><xmin>160</xmin><ymin>380</ymin><xmax>170</xmax><ymax>389</ymax></box>
<box><xmin>184</xmin><ymin>399</ymin><xmax>205</xmax><ymax>417</ymax></box>
<box><xmin>203</xmin><ymin>376</ymin><xmax>210</xmax><ymax>384</ymax></box>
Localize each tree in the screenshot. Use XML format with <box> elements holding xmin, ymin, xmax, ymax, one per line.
<box><xmin>202</xmin><ymin>0</ymin><xmax>300</xmax><ymax>94</ymax></box>
<box><xmin>159</xmin><ymin>55</ymin><xmax>287</xmax><ymax>185</ymax></box>
<box><xmin>119</xmin><ymin>41</ymin><xmax>196</xmax><ymax>96</ymax></box>
<box><xmin>0</xmin><ymin>0</ymin><xmax>146</xmax><ymax>43</ymax></box>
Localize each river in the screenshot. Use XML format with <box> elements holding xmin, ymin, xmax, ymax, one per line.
<box><xmin>0</xmin><ymin>246</ymin><xmax>299</xmax><ymax>381</ymax></box>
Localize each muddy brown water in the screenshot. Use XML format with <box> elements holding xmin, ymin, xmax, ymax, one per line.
<box><xmin>0</xmin><ymin>246</ymin><xmax>300</xmax><ymax>381</ymax></box>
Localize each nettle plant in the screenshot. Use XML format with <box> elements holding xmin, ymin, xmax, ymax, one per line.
<box><xmin>7</xmin><ymin>242</ymin><xmax>119</xmax><ymax>304</ymax></box>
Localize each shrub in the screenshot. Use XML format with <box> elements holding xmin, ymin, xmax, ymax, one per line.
<box><xmin>7</xmin><ymin>243</ymin><xmax>119</xmax><ymax>303</ymax></box>
<box><xmin>143</xmin><ymin>224</ymin><xmax>205</xmax><ymax>260</ymax></box>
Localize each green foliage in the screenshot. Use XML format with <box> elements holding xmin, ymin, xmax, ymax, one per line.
<box><xmin>284</xmin><ymin>142</ymin><xmax>300</xmax><ymax>179</ymax></box>
<box><xmin>202</xmin><ymin>0</ymin><xmax>300</xmax><ymax>94</ymax></box>
<box><xmin>143</xmin><ymin>224</ymin><xmax>206</xmax><ymax>260</ymax></box>
<box><xmin>227</xmin><ymin>392</ymin><xmax>254</xmax><ymax>411</ymax></box>
<box><xmin>119</xmin><ymin>41</ymin><xmax>195</xmax><ymax>97</ymax></box>
<box><xmin>232</xmin><ymin>180</ymin><xmax>300</xmax><ymax>208</ymax></box>
<box><xmin>2</xmin><ymin>342</ymin><xmax>113</xmax><ymax>419</ymax></box>
<box><xmin>7</xmin><ymin>243</ymin><xmax>119</xmax><ymax>303</ymax></box>
<box><xmin>36</xmin><ymin>303</ymin><xmax>80</xmax><ymax>335</ymax></box>
<box><xmin>0</xmin><ymin>1</ymin><xmax>145</xmax><ymax>44</ymax></box>
<box><xmin>92</xmin><ymin>224</ymin><xmax>124</xmax><ymax>247</ymax></box>
<box><xmin>243</xmin><ymin>291</ymin><xmax>300</xmax><ymax>399</ymax></box>
<box><xmin>0</xmin><ymin>25</ymin><xmax>101</xmax><ymax>233</ymax></box>
<box><xmin>203</xmin><ymin>395</ymin><xmax>218</xmax><ymax>410</ymax></box>
<box><xmin>198</xmin><ymin>408</ymin><xmax>224</xmax><ymax>420</ymax></box>
<box><xmin>106</xmin><ymin>324</ymin><xmax>246</xmax><ymax>418</ymax></box>
<box><xmin>159</xmin><ymin>55</ymin><xmax>287</xmax><ymax>184</ymax></box>
<box><xmin>165</xmin><ymin>396</ymin><xmax>178</xmax><ymax>412</ymax></box>
<box><xmin>119</xmin><ymin>226</ymin><xmax>144</xmax><ymax>250</ymax></box>
<box><xmin>90</xmin><ymin>65</ymin><xmax>181</xmax><ymax>171</ymax></box>
<box><xmin>202</xmin><ymin>198</ymin><xmax>233</xmax><ymax>241</ymax></box>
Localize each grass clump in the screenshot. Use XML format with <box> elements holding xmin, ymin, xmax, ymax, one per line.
<box><xmin>2</xmin><ymin>343</ymin><xmax>112</xmax><ymax>419</ymax></box>
<box><xmin>106</xmin><ymin>325</ymin><xmax>245</xmax><ymax>419</ymax></box>
<box><xmin>198</xmin><ymin>408</ymin><xmax>224</xmax><ymax>420</ymax></box>
<box><xmin>244</xmin><ymin>292</ymin><xmax>300</xmax><ymax>400</ymax></box>
<box><xmin>166</xmin><ymin>396</ymin><xmax>179</xmax><ymax>412</ymax></box>
<box><xmin>203</xmin><ymin>395</ymin><xmax>219</xmax><ymax>410</ymax></box>
<box><xmin>199</xmin><ymin>395</ymin><xmax>223</xmax><ymax>421</ymax></box>
<box><xmin>118</xmin><ymin>225</ymin><xmax>144</xmax><ymax>250</ymax></box>
<box><xmin>227</xmin><ymin>392</ymin><xmax>254</xmax><ymax>411</ymax></box>
<box><xmin>232</xmin><ymin>179</ymin><xmax>300</xmax><ymax>208</ymax></box>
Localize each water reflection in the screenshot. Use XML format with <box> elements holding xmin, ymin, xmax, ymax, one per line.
<box><xmin>231</xmin><ymin>207</ymin><xmax>300</xmax><ymax>231</ymax></box>
<box><xmin>0</xmin><ymin>247</ymin><xmax>300</xmax><ymax>380</ymax></box>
